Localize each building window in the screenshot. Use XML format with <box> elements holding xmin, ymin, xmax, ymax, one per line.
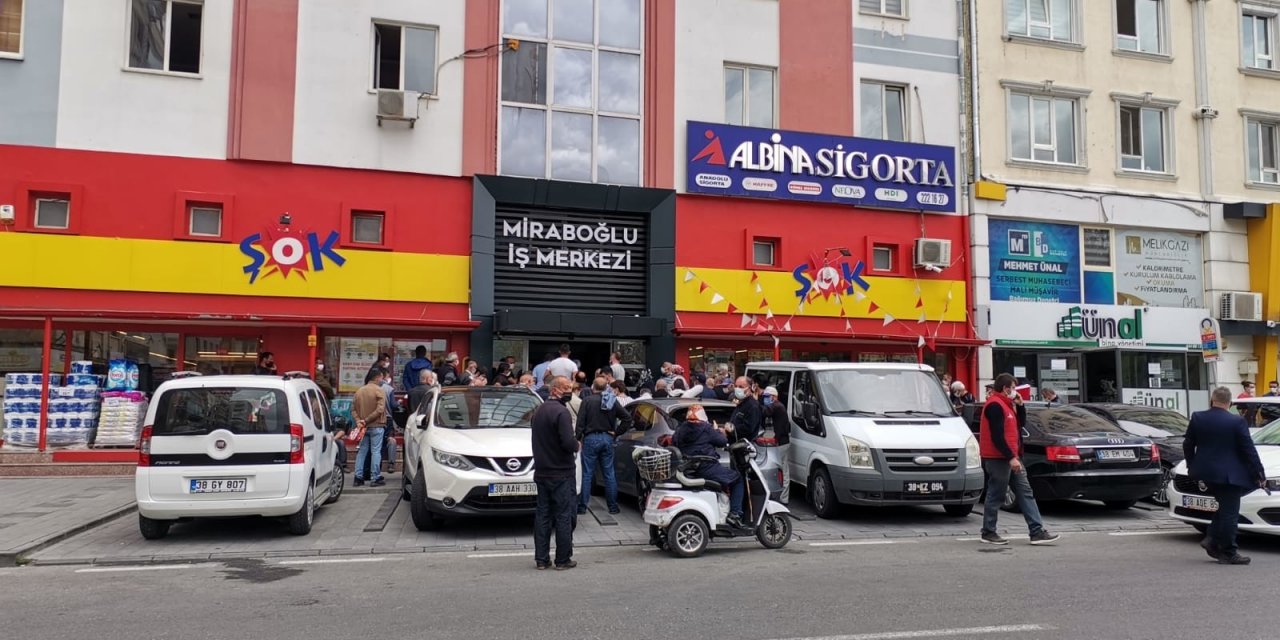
<box><xmin>752</xmin><ymin>239</ymin><xmax>777</xmax><ymax>267</ymax></box>
<box><xmin>1115</xmin><ymin>0</ymin><xmax>1164</xmax><ymax>55</ymax></box>
<box><xmin>860</xmin><ymin>0</ymin><xmax>906</xmax><ymax>18</ymax></box>
<box><xmin>1008</xmin><ymin>92</ymin><xmax>1079</xmax><ymax>165</ymax></box>
<box><xmin>1243</xmin><ymin>11</ymin><xmax>1277</xmax><ymax>71</ymax></box>
<box><xmin>188</xmin><ymin>204</ymin><xmax>222</xmax><ymax>237</ymax></box>
<box><xmin>860</xmin><ymin>81</ymin><xmax>907</xmax><ymax>141</ymax></box>
<box><xmin>1118</xmin><ymin>104</ymin><xmax>1168</xmax><ymax>173</ymax></box>
<box><xmin>499</xmin><ymin>0</ymin><xmax>643</xmax><ymax>186</ymax></box>
<box><xmin>33</xmin><ymin>196</ymin><xmax>70</xmax><ymax>230</ymax></box>
<box><xmin>1006</xmin><ymin>0</ymin><xmax>1075</xmax><ymax>43</ymax></box>
<box><xmin>373</xmin><ymin>22</ymin><xmax>438</xmax><ymax>94</ymax></box>
<box><xmin>128</xmin><ymin>0</ymin><xmax>203</xmax><ymax>74</ymax></box>
<box><xmin>872</xmin><ymin>245</ymin><xmax>895</xmax><ymax>272</ymax></box>
<box><xmin>351</xmin><ymin>211</ymin><xmax>385</xmax><ymax>245</ymax></box>
<box><xmin>0</xmin><ymin>0</ymin><xmax>22</xmax><ymax>56</ymax></box>
<box><xmin>725</xmin><ymin>64</ymin><xmax>776</xmax><ymax>128</ymax></box>
<box><xmin>1247</xmin><ymin>118</ymin><xmax>1280</xmax><ymax>185</ymax></box>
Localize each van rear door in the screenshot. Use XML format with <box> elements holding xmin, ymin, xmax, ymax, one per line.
<box><xmin>147</xmin><ymin>386</ymin><xmax>293</xmax><ymax>501</ymax></box>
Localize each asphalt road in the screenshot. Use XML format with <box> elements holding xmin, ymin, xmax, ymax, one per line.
<box><xmin>3</xmin><ymin>529</ymin><xmax>1278</xmax><ymax>640</ymax></box>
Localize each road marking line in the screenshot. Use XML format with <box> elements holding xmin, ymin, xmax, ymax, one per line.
<box><xmin>75</xmin><ymin>563</ymin><xmax>220</xmax><ymax>574</ymax></box>
<box><xmin>808</xmin><ymin>540</ymin><xmax>917</xmax><ymax>547</ymax></box>
<box><xmin>276</xmin><ymin>557</ymin><xmax>387</xmax><ymax>566</ymax></box>
<box><xmin>466</xmin><ymin>552</ymin><xmax>530</xmax><ymax>559</ymax></box>
<box><xmin>1108</xmin><ymin>530</ymin><xmax>1185</xmax><ymax>536</ymax></box>
<box><xmin>771</xmin><ymin>623</ymin><xmax>1052</xmax><ymax>640</ymax></box>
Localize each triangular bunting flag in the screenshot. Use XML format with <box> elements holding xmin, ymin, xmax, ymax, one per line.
<box><xmin>759</xmin><ymin>298</ymin><xmax>770</xmax><ymax>309</ymax></box>
<box><xmin>773</xmin><ymin>335</ymin><xmax>780</xmax><ymax>348</ymax></box>
<box><xmin>839</xmin><ymin>307</ymin><xmax>847</xmax><ymax>318</ymax></box>
<box><xmin>755</xmin><ymin>283</ymin><xmax>763</xmax><ymax>294</ymax></box>
<box><xmin>727</xmin><ymin>303</ymin><xmax>738</xmax><ymax>314</ymax></box>
<box><xmin>798</xmin><ymin>301</ymin><xmax>806</xmax><ymax>313</ymax></box>
<box><xmin>844</xmin><ymin>319</ymin><xmax>852</xmax><ymax>331</ymax></box>
<box><xmin>741</xmin><ymin>314</ymin><xmax>754</xmax><ymax>328</ymax></box>
<box><xmin>868</xmin><ymin>302</ymin><xmax>880</xmax><ymax>314</ymax></box>
<box><xmin>710</xmin><ymin>293</ymin><xmax>724</xmax><ymax>305</ymax></box>
<box><xmin>855</xmin><ymin>290</ymin><xmax>867</xmax><ymax>302</ymax></box>
<box><xmin>914</xmin><ymin>283</ymin><xmax>922</xmax><ymax>297</ymax></box>
<box><xmin>946</xmin><ymin>289</ymin><xmax>954</xmax><ymax>301</ymax></box>
<box><xmin>765</xmin><ymin>309</ymin><xmax>774</xmax><ymax>319</ymax></box>
<box><xmin>698</xmin><ymin>281</ymin><xmax>709</xmax><ymax>293</ymax></box>
<box><xmin>926</xmin><ymin>337</ymin><xmax>938</xmax><ymax>351</ymax></box>
<box><xmin>683</xmin><ymin>269</ymin><xmax>696</xmax><ymax>283</ymax></box>
<box><xmin>915</xmin><ymin>297</ymin><xmax>924</xmax><ymax>308</ymax></box>
<box><xmin>783</xmin><ymin>320</ymin><xmax>792</xmax><ymax>332</ymax></box>
<box><xmin>750</xmin><ymin>272</ymin><xmax>760</xmax><ymax>283</ymax></box>
<box><xmin>918</xmin><ymin>336</ymin><xmax>926</xmax><ymax>348</ymax></box>
<box><xmin>882</xmin><ymin>314</ymin><xmax>895</xmax><ymax>327</ymax></box>
<box><xmin>918</xmin><ymin>311</ymin><xmax>927</xmax><ymax>324</ymax></box>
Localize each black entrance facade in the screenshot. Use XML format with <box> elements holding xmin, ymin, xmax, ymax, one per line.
<box><xmin>470</xmin><ymin>176</ymin><xmax>677</xmax><ymax>376</ymax></box>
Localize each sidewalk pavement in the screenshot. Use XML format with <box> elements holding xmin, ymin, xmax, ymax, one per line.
<box><xmin>0</xmin><ymin>478</ymin><xmax>136</xmax><ymax>564</ymax></box>
<box><xmin>13</xmin><ymin>474</ymin><xmax>1187</xmax><ymax>566</ymax></box>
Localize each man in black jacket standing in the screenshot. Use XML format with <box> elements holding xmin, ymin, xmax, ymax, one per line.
<box><xmin>1184</xmin><ymin>386</ymin><xmax>1266</xmax><ymax>565</ymax></box>
<box><xmin>531</xmin><ymin>376</ymin><xmax>579</xmax><ymax>570</ymax></box>
<box><xmin>575</xmin><ymin>377</ymin><xmax>633</xmax><ymax>515</ymax></box>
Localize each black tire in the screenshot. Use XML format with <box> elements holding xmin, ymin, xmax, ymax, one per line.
<box><xmin>287</xmin><ymin>483</ymin><xmax>315</xmax><ymax>535</ymax></box>
<box><xmin>138</xmin><ymin>514</ymin><xmax>171</xmax><ymax>540</ymax></box>
<box><xmin>756</xmin><ymin>513</ymin><xmax>793</xmax><ymax>549</ymax></box>
<box><xmin>809</xmin><ymin>467</ymin><xmax>841</xmax><ymax>519</ymax></box>
<box><xmin>1192</xmin><ymin>523</ymin><xmax>1208</xmax><ymax>534</ymax></box>
<box><xmin>668</xmin><ymin>513</ymin><xmax>709</xmax><ymax>558</ymax></box>
<box><xmin>944</xmin><ymin>502</ymin><xmax>974</xmax><ymax>517</ymax></box>
<box><xmin>1150</xmin><ymin>465</ymin><xmax>1172</xmax><ymax>507</ymax></box>
<box><xmin>401</xmin><ymin>472</ymin><xmax>412</xmax><ymax>502</ymax></box>
<box><xmin>1104</xmin><ymin>500</ymin><xmax>1138</xmax><ymax>510</ymax></box>
<box><xmin>324</xmin><ymin>464</ymin><xmax>344</xmax><ymax>505</ymax></box>
<box><xmin>410</xmin><ymin>466</ymin><xmax>442</xmax><ymax>531</ymax></box>
<box><xmin>401</xmin><ymin>448</ymin><xmax>411</xmax><ymax>501</ymax></box>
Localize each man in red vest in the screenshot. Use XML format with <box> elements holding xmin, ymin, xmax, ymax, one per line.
<box><xmin>979</xmin><ymin>373</ymin><xmax>1060</xmax><ymax>546</ymax></box>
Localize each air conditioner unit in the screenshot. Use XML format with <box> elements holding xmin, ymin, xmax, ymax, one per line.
<box><xmin>376</xmin><ymin>90</ymin><xmax>421</xmax><ymax>128</ymax></box>
<box><xmin>1219</xmin><ymin>291</ymin><xmax>1263</xmax><ymax>321</ymax></box>
<box><xmin>913</xmin><ymin>238</ymin><xmax>952</xmax><ymax>269</ymax></box>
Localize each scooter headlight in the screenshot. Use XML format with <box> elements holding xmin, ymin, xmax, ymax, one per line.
<box><xmin>844</xmin><ymin>436</ymin><xmax>873</xmax><ymax>469</ymax></box>
<box><xmin>965</xmin><ymin>436</ymin><xmax>981</xmax><ymax>469</ymax></box>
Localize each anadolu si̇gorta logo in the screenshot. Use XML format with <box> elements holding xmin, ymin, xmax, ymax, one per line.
<box><xmin>239</xmin><ymin>223</ymin><xmax>346</xmax><ymax>284</ymax></box>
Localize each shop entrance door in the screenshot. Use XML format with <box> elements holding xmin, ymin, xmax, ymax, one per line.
<box><xmin>528</xmin><ymin>339</ymin><xmax>614</xmax><ymax>378</ymax></box>
<box><xmin>1036</xmin><ymin>353</ymin><xmax>1082</xmax><ymax>403</ymax></box>
<box><xmin>1083</xmin><ymin>350</ymin><xmax>1120</xmax><ymax>403</ymax></box>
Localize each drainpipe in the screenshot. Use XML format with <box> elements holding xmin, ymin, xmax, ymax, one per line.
<box><xmin>961</xmin><ymin>0</ymin><xmax>983</xmax><ymax>390</ymax></box>
<box><xmin>1189</xmin><ymin>0</ymin><xmax>1216</xmax><ymax>199</ymax></box>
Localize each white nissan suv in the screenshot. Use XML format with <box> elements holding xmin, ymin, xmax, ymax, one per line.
<box><xmin>1168</xmin><ymin>418</ymin><xmax>1280</xmax><ymax>536</ymax></box>
<box><xmin>403</xmin><ymin>385</ymin><xmax>561</xmax><ymax>530</ymax></box>
<box><xmin>135</xmin><ymin>373</ymin><xmax>344</xmax><ymax>539</ymax></box>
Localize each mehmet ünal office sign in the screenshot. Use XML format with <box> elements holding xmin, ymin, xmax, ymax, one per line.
<box><xmin>500</xmin><ymin>216</ymin><xmax>640</xmax><ymax>271</ymax></box>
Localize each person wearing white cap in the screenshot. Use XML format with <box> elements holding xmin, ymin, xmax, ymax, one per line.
<box><xmin>761</xmin><ymin>386</ymin><xmax>791</xmax><ymax>505</ymax></box>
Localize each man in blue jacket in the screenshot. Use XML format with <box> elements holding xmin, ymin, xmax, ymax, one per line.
<box><xmin>402</xmin><ymin>345</ymin><xmax>433</xmax><ymax>391</ymax></box>
<box><xmin>1184</xmin><ymin>386</ymin><xmax>1266</xmax><ymax>565</ymax></box>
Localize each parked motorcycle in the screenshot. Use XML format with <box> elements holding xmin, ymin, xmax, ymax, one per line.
<box><xmin>636</xmin><ymin>441</ymin><xmax>792</xmax><ymax>558</ymax></box>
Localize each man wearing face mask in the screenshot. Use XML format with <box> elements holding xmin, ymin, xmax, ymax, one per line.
<box><xmin>674</xmin><ymin>404</ymin><xmax>746</xmax><ymax>528</ymax></box>
<box><xmin>531</xmin><ymin>376</ymin><xmax>580</xmax><ymax>570</ymax></box>
<box><xmin>979</xmin><ymin>373</ymin><xmax>1060</xmax><ymax>546</ymax></box>
<box><xmin>761</xmin><ymin>386</ymin><xmax>791</xmax><ymax>504</ymax></box>
<box><xmin>728</xmin><ymin>376</ymin><xmax>763</xmax><ymax>443</ymax></box>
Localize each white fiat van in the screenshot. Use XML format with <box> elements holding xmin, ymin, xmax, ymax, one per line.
<box><xmin>745</xmin><ymin>362</ymin><xmax>982</xmax><ymax>518</ymax></box>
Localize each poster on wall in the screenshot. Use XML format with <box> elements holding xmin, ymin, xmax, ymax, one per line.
<box><xmin>987</xmin><ymin>219</ymin><xmax>1082</xmax><ymax>303</ymax></box>
<box><xmin>339</xmin><ymin>338</ymin><xmax>380</xmax><ymax>393</ymax></box>
<box><xmin>1115</xmin><ymin>230</ymin><xmax>1204</xmax><ymax>308</ymax></box>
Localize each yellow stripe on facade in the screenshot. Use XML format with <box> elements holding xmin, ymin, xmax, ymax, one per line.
<box><xmin>0</xmin><ymin>233</ymin><xmax>470</xmax><ymax>304</ymax></box>
<box><xmin>676</xmin><ymin>267</ymin><xmax>966</xmax><ymax>322</ymax></box>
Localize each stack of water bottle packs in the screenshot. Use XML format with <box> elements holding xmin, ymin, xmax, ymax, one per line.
<box><xmin>95</xmin><ymin>392</ymin><xmax>148</xmax><ymax>446</ymax></box>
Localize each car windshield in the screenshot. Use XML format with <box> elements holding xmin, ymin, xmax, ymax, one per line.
<box><xmin>1028</xmin><ymin>406</ymin><xmax>1126</xmax><ymax>435</ymax></box>
<box><xmin>814</xmin><ymin>369</ymin><xmax>954</xmax><ymax>417</ymax></box>
<box><xmin>154</xmin><ymin>387</ymin><xmax>289</xmax><ymax>435</ymax></box>
<box><xmin>1253</xmin><ymin>420</ymin><xmax>1280</xmax><ymax>445</ymax></box>
<box><xmin>1105</xmin><ymin>407</ymin><xmax>1188</xmax><ymax>437</ymax></box>
<box><xmin>434</xmin><ymin>390</ymin><xmax>538</xmax><ymax>429</ymax></box>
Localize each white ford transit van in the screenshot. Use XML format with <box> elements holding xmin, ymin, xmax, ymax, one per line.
<box><xmin>745</xmin><ymin>362</ymin><xmax>982</xmax><ymax>518</ymax></box>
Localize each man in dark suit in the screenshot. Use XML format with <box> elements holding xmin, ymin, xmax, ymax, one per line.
<box><xmin>1184</xmin><ymin>386</ymin><xmax>1266</xmax><ymax>565</ymax></box>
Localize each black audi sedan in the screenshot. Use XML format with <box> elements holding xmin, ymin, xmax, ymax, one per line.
<box><xmin>962</xmin><ymin>403</ymin><xmax>1163</xmax><ymax>510</ymax></box>
<box><xmin>1074</xmin><ymin>403</ymin><xmax>1187</xmax><ymax>506</ymax></box>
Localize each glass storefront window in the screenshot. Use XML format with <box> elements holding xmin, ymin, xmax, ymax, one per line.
<box><xmin>185</xmin><ymin>336</ymin><xmax>261</xmax><ymax>377</ymax></box>
<box><xmin>323</xmin><ymin>336</ymin><xmax>446</xmax><ymax>395</ymax></box>
<box><xmin>1121</xmin><ymin>351</ymin><xmax>1185</xmax><ymax>390</ymax></box>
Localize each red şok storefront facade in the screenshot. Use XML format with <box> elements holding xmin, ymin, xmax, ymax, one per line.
<box><xmin>0</xmin><ymin>146</ymin><xmax>475</xmax><ymax>460</ymax></box>
<box><xmin>673</xmin><ymin>122</ymin><xmax>981</xmax><ymax>383</ymax></box>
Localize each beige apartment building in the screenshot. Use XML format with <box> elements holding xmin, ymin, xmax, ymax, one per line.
<box><xmin>963</xmin><ymin>0</ymin><xmax>1280</xmax><ymax>415</ymax></box>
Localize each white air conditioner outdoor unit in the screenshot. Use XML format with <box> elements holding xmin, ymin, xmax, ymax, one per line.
<box><xmin>1219</xmin><ymin>291</ymin><xmax>1263</xmax><ymax>321</ymax></box>
<box><xmin>913</xmin><ymin>238</ymin><xmax>952</xmax><ymax>270</ymax></box>
<box><xmin>376</xmin><ymin>90</ymin><xmax>421</xmax><ymax>128</ymax></box>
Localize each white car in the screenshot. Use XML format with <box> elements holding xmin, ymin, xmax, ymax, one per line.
<box><xmin>403</xmin><ymin>386</ymin><xmax>573</xmax><ymax>530</ymax></box>
<box><xmin>135</xmin><ymin>373</ymin><xmax>343</xmax><ymax>539</ymax></box>
<box><xmin>1167</xmin><ymin>419</ymin><xmax>1280</xmax><ymax>535</ymax></box>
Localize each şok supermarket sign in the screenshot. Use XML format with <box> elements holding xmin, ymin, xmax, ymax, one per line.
<box><xmin>685</xmin><ymin>121</ymin><xmax>956</xmax><ymax>213</ymax></box>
